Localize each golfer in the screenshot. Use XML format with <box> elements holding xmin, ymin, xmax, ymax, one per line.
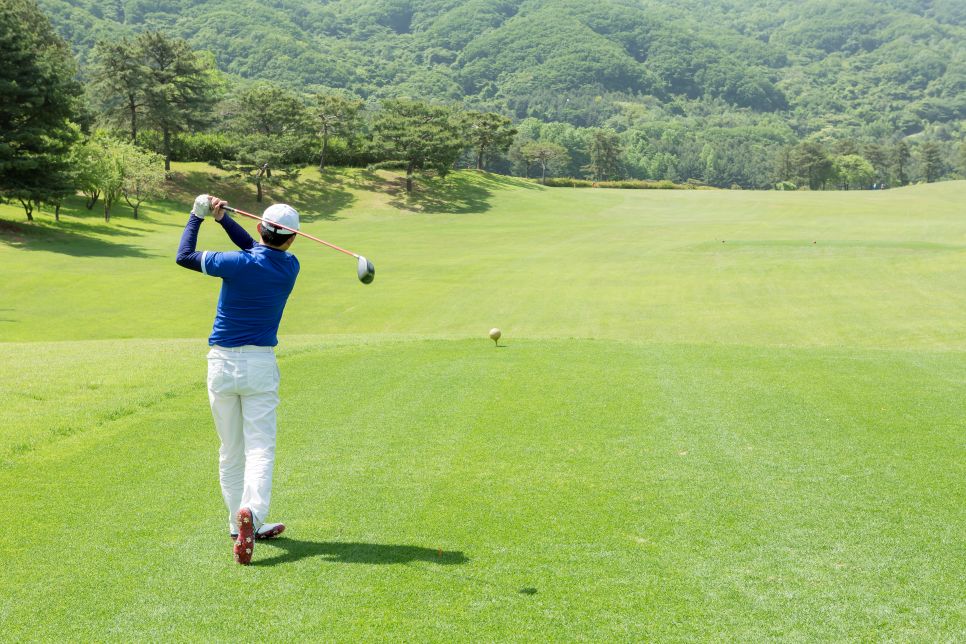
<box><xmin>176</xmin><ymin>194</ymin><xmax>300</xmax><ymax>565</ymax></box>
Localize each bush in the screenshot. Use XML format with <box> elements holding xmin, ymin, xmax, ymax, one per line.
<box><xmin>542</xmin><ymin>177</ymin><xmax>593</xmax><ymax>187</ymax></box>
<box><xmin>366</xmin><ymin>160</ymin><xmax>411</xmax><ymax>171</ymax></box>
<box><xmin>135</xmin><ymin>131</ymin><xmax>240</xmax><ymax>162</ymax></box>
<box><xmin>180</xmin><ymin>132</ymin><xmax>239</xmax><ymax>162</ymax></box>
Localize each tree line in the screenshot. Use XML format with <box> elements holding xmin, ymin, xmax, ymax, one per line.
<box><xmin>2</xmin><ymin>1</ymin><xmax>965</xmax><ymax>223</ymax></box>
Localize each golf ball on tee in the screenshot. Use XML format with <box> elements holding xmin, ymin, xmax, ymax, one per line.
<box><xmin>489</xmin><ymin>328</ymin><xmax>502</xmax><ymax>342</ymax></box>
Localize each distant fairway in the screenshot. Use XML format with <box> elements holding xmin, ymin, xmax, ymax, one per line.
<box><xmin>1</xmin><ymin>170</ymin><xmax>964</xmax><ymax>640</ymax></box>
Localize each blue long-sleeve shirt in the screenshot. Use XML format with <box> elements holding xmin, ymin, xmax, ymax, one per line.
<box><xmin>176</xmin><ymin>213</ymin><xmax>300</xmax><ymax>347</ymax></box>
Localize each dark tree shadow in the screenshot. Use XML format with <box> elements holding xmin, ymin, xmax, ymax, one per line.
<box><xmin>163</xmin><ymin>168</ymin><xmax>355</xmax><ymax>222</ymax></box>
<box><xmin>387</xmin><ymin>175</ymin><xmax>490</xmax><ymax>214</ymax></box>
<box><xmin>386</xmin><ymin>170</ymin><xmax>544</xmax><ymax>214</ymax></box>
<box><xmin>0</xmin><ymin>219</ymin><xmax>155</xmax><ymax>258</ymax></box>
<box><xmin>251</xmin><ymin>539</ymin><xmax>469</xmax><ymax>568</ymax></box>
<box><xmin>280</xmin><ymin>180</ymin><xmax>353</xmax><ymax>222</ymax></box>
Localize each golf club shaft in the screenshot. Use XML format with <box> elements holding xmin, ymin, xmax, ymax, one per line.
<box><xmin>222</xmin><ymin>205</ymin><xmax>359</xmax><ymax>258</ymax></box>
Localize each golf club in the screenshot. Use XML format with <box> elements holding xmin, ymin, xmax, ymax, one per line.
<box><xmin>222</xmin><ymin>205</ymin><xmax>375</xmax><ymax>284</ymax></box>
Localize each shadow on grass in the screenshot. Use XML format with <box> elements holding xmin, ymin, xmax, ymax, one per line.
<box><xmin>387</xmin><ymin>170</ymin><xmax>542</xmax><ymax>214</ymax></box>
<box><xmin>164</xmin><ymin>168</ymin><xmax>355</xmax><ymax>222</ymax></box>
<box><xmin>0</xmin><ymin>219</ymin><xmax>155</xmax><ymax>258</ymax></box>
<box><xmin>279</xmin><ymin>177</ymin><xmax>353</xmax><ymax>222</ymax></box>
<box><xmin>252</xmin><ymin>539</ymin><xmax>468</xmax><ymax>568</ymax></box>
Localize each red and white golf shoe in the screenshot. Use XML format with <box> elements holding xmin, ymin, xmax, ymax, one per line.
<box><xmin>256</xmin><ymin>523</ymin><xmax>286</xmax><ymax>539</ymax></box>
<box><xmin>233</xmin><ymin>508</ymin><xmax>255</xmax><ymax>565</ymax></box>
<box><xmin>230</xmin><ymin>523</ymin><xmax>286</xmax><ymax>541</ymax></box>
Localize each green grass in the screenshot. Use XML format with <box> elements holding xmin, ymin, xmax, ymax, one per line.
<box><xmin>1</xmin><ymin>169</ymin><xmax>964</xmax><ymax>640</ymax></box>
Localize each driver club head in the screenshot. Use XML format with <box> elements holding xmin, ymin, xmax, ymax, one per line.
<box><xmin>357</xmin><ymin>255</ymin><xmax>375</xmax><ymax>284</ymax></box>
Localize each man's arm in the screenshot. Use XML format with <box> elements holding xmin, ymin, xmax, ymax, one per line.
<box><xmin>175</xmin><ymin>214</ymin><xmax>205</xmax><ymax>272</ymax></box>
<box><xmin>217</xmin><ymin>213</ymin><xmax>256</xmax><ymax>250</ymax></box>
<box><xmin>177</xmin><ymin>194</ymin><xmax>249</xmax><ymax>273</ymax></box>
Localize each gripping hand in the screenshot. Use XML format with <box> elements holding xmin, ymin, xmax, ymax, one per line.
<box><xmin>192</xmin><ymin>194</ymin><xmax>212</xmax><ymax>219</ymax></box>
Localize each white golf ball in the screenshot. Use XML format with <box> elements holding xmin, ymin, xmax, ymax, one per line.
<box><xmin>489</xmin><ymin>328</ymin><xmax>502</xmax><ymax>341</ymax></box>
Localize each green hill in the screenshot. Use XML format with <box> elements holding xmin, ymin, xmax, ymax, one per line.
<box><xmin>39</xmin><ymin>0</ymin><xmax>966</xmax><ymax>137</ymax></box>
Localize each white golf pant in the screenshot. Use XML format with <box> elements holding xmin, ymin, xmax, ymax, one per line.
<box><xmin>207</xmin><ymin>345</ymin><xmax>280</xmax><ymax>534</ymax></box>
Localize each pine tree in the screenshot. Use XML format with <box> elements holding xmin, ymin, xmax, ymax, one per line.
<box><xmin>138</xmin><ymin>32</ymin><xmax>217</xmax><ymax>171</ymax></box>
<box><xmin>0</xmin><ymin>0</ymin><xmax>81</xmax><ymax>220</ymax></box>
<box><xmin>520</xmin><ymin>142</ymin><xmax>569</xmax><ymax>184</ymax></box>
<box><xmin>465</xmin><ymin>112</ymin><xmax>516</xmax><ymax>171</ymax></box>
<box><xmin>892</xmin><ymin>140</ymin><xmax>911</xmax><ymax>186</ymax></box>
<box><xmin>314</xmin><ymin>93</ymin><xmax>363</xmax><ymax>171</ymax></box>
<box><xmin>919</xmin><ymin>142</ymin><xmax>944</xmax><ymax>183</ymax></box>
<box><xmin>373</xmin><ymin>100</ymin><xmax>467</xmax><ymax>194</ymax></box>
<box><xmin>583</xmin><ymin>129</ymin><xmax>624</xmax><ymax>181</ymax></box>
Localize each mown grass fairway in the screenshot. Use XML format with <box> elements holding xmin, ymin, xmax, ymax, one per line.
<box><xmin>1</xmin><ymin>170</ymin><xmax>964</xmax><ymax>640</ymax></box>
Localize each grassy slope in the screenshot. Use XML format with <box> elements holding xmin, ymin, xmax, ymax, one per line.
<box><xmin>2</xmin><ymin>167</ymin><xmax>964</xmax><ymax>348</ymax></box>
<box><xmin>1</xmin><ymin>170</ymin><xmax>965</xmax><ymax>640</ymax></box>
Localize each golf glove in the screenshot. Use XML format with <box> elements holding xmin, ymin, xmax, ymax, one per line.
<box><xmin>192</xmin><ymin>194</ymin><xmax>212</xmax><ymax>219</ymax></box>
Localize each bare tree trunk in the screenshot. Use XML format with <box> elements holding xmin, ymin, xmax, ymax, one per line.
<box><xmin>20</xmin><ymin>199</ymin><xmax>33</xmax><ymax>221</ymax></box>
<box><xmin>255</xmin><ymin>163</ymin><xmax>268</xmax><ymax>202</ymax></box>
<box><xmin>128</xmin><ymin>94</ymin><xmax>138</xmax><ymax>142</ymax></box>
<box><xmin>406</xmin><ymin>159</ymin><xmax>415</xmax><ymax>194</ymax></box>
<box><xmin>319</xmin><ymin>131</ymin><xmax>328</xmax><ymax>171</ymax></box>
<box><xmin>541</xmin><ymin>161</ymin><xmax>547</xmax><ymax>185</ymax></box>
<box><xmin>162</xmin><ymin>127</ymin><xmax>171</xmax><ymax>171</ymax></box>
<box><xmin>85</xmin><ymin>190</ymin><xmax>99</xmax><ymax>209</ymax></box>
<box><xmin>54</xmin><ymin>203</ymin><xmax>60</xmax><ymax>221</ymax></box>
<box><xmin>477</xmin><ymin>146</ymin><xmax>484</xmax><ymax>170</ymax></box>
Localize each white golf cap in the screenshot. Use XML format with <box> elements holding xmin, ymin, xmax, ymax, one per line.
<box><xmin>261</xmin><ymin>203</ymin><xmax>299</xmax><ymax>235</ymax></box>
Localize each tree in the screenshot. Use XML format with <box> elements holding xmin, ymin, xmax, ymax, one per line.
<box><xmin>465</xmin><ymin>111</ymin><xmax>516</xmax><ymax>170</ymax></box>
<box><xmin>228</xmin><ymin>136</ymin><xmax>302</xmax><ymax>203</ymax></box>
<box><xmin>0</xmin><ymin>0</ymin><xmax>81</xmax><ymax>220</ymax></box>
<box><xmin>235</xmin><ymin>82</ymin><xmax>309</xmax><ymax>138</ymax></box>
<box><xmin>583</xmin><ymin>129</ymin><xmax>624</xmax><ymax>181</ymax></box>
<box><xmin>120</xmin><ymin>144</ymin><xmax>165</xmax><ymax>219</ymax></box>
<box><xmin>90</xmin><ymin>37</ymin><xmax>149</xmax><ymax>142</ymax></box>
<box><xmin>314</xmin><ymin>93</ymin><xmax>363</xmax><ymax>171</ymax></box>
<box><xmin>139</xmin><ymin>31</ymin><xmax>217</xmax><ymax>171</ymax></box>
<box><xmin>84</xmin><ymin>136</ymin><xmax>125</xmax><ymax>222</ymax></box>
<box><xmin>832</xmin><ymin>154</ymin><xmax>874</xmax><ymax>190</ymax></box>
<box><xmin>918</xmin><ymin>142</ymin><xmax>943</xmax><ymax>183</ymax></box>
<box><xmin>520</xmin><ymin>141</ymin><xmax>569</xmax><ymax>184</ymax></box>
<box><xmin>373</xmin><ymin>99</ymin><xmax>467</xmax><ymax>194</ymax></box>
<box><xmin>791</xmin><ymin>141</ymin><xmax>833</xmax><ymax>190</ymax></box>
<box><xmin>774</xmin><ymin>145</ymin><xmax>795</xmax><ymax>183</ymax></box>
<box><xmin>892</xmin><ymin>140</ymin><xmax>911</xmax><ymax>186</ymax></box>
<box><xmin>862</xmin><ymin>142</ymin><xmax>889</xmax><ymax>186</ymax></box>
<box><xmin>226</xmin><ymin>83</ymin><xmax>311</xmax><ymax>202</ymax></box>
<box><xmin>71</xmin><ymin>136</ymin><xmax>109</xmax><ymax>210</ymax></box>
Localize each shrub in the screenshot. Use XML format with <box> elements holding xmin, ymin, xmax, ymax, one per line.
<box><xmin>366</xmin><ymin>160</ymin><xmax>411</xmax><ymax>171</ymax></box>
<box><xmin>179</xmin><ymin>132</ymin><xmax>239</xmax><ymax>162</ymax></box>
<box><xmin>135</xmin><ymin>131</ymin><xmax>240</xmax><ymax>162</ymax></box>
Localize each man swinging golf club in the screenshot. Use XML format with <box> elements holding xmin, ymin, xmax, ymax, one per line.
<box><xmin>176</xmin><ymin>194</ymin><xmax>300</xmax><ymax>565</ymax></box>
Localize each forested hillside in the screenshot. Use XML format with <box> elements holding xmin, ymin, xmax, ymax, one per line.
<box><xmin>14</xmin><ymin>0</ymin><xmax>966</xmax><ymax>188</ymax></box>
<box><xmin>40</xmin><ymin>0</ymin><xmax>965</xmax><ymax>133</ymax></box>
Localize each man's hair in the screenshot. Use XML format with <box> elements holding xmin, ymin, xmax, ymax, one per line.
<box><xmin>260</xmin><ymin>227</ymin><xmax>294</xmax><ymax>248</ymax></box>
